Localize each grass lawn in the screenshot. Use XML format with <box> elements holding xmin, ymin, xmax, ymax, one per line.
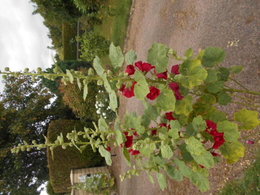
<box><xmin>94</xmin><ymin>0</ymin><xmax>132</xmax><ymax>48</ymax></box>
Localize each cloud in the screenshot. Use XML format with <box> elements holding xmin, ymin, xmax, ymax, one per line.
<box><xmin>0</xmin><ymin>0</ymin><xmax>55</xmax><ymax>91</ymax></box>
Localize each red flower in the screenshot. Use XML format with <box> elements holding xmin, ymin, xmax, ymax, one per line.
<box><xmin>133</xmin><ymin>131</ymin><xmax>139</xmax><ymax>136</ymax></box>
<box><xmin>211</xmin><ymin>151</ymin><xmax>220</xmax><ymax>156</ymax></box>
<box><xmin>124</xmin><ymin>132</ymin><xmax>134</xmax><ymax>148</ymax></box>
<box><xmin>246</xmin><ymin>140</ymin><xmax>255</xmax><ymax>144</ymax></box>
<box><xmin>151</xmin><ymin>129</ymin><xmax>157</xmax><ymax>135</ymax></box>
<box><xmin>169</xmin><ymin>82</ymin><xmax>184</xmax><ymax>100</ymax></box>
<box><xmin>165</xmin><ymin>112</ymin><xmax>176</xmax><ymax>121</ymax></box>
<box><xmin>125</xmin><ymin>65</ymin><xmax>136</xmax><ymax>75</ymax></box>
<box><xmin>205</xmin><ymin>120</ymin><xmax>225</xmax><ymax>149</ymax></box>
<box><xmin>213</xmin><ymin>135</ymin><xmax>225</xmax><ymax>149</ymax></box>
<box><xmin>135</xmin><ymin>61</ymin><xmax>155</xmax><ymax>72</ymax></box>
<box><xmin>206</xmin><ymin>120</ymin><xmax>217</xmax><ymax>131</ymax></box>
<box><xmin>146</xmin><ymin>86</ymin><xmax>161</xmax><ymax>100</ymax></box>
<box><xmin>171</xmin><ymin>64</ymin><xmax>180</xmax><ymax>75</ymax></box>
<box><xmin>119</xmin><ymin>82</ymin><xmax>137</xmax><ymax>98</ymax></box>
<box><xmin>156</xmin><ymin>71</ymin><xmax>168</xmax><ymax>80</ymax></box>
<box><xmin>129</xmin><ymin>149</ymin><xmax>140</xmax><ymax>155</ymax></box>
<box><xmin>106</xmin><ymin>146</ymin><xmax>111</xmax><ymax>152</ymax></box>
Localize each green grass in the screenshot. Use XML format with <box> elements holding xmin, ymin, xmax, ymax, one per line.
<box><xmin>219</xmin><ymin>150</ymin><xmax>260</xmax><ymax>195</ymax></box>
<box><xmin>94</xmin><ymin>0</ymin><xmax>132</xmax><ymax>48</ymax></box>
<box><xmin>47</xmin><ymin>120</ymin><xmax>104</xmax><ymax>193</ymax></box>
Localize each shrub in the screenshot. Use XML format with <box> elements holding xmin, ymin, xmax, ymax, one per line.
<box><xmin>47</xmin><ymin>120</ymin><xmax>104</xmax><ymax>193</ymax></box>
<box><xmin>62</xmin><ymin>22</ymin><xmax>77</xmax><ymax>60</ymax></box>
<box><xmin>59</xmin><ymin>79</ymin><xmax>98</xmax><ymax>121</ymax></box>
<box><xmin>73</xmin><ymin>0</ymin><xmax>106</xmax><ymax>14</ymax></box>
<box><xmin>79</xmin><ymin>31</ymin><xmax>110</xmax><ymax>62</ymax></box>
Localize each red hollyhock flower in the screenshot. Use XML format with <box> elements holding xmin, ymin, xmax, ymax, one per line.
<box><xmin>129</xmin><ymin>149</ymin><xmax>140</xmax><ymax>155</ymax></box>
<box><xmin>206</xmin><ymin>120</ymin><xmax>217</xmax><ymax>131</ymax></box>
<box><xmin>106</xmin><ymin>146</ymin><xmax>112</xmax><ymax>152</ymax></box>
<box><xmin>146</xmin><ymin>86</ymin><xmax>161</xmax><ymax>100</ymax></box>
<box><xmin>171</xmin><ymin>64</ymin><xmax>180</xmax><ymax>75</ymax></box>
<box><xmin>135</xmin><ymin>61</ymin><xmax>155</xmax><ymax>72</ymax></box>
<box><xmin>156</xmin><ymin>71</ymin><xmax>168</xmax><ymax>80</ymax></box>
<box><xmin>246</xmin><ymin>140</ymin><xmax>255</xmax><ymax>144</ymax></box>
<box><xmin>151</xmin><ymin>129</ymin><xmax>157</xmax><ymax>135</ymax></box>
<box><xmin>165</xmin><ymin>112</ymin><xmax>176</xmax><ymax>121</ymax></box>
<box><xmin>213</xmin><ymin>134</ymin><xmax>225</xmax><ymax>149</ymax></box>
<box><xmin>119</xmin><ymin>82</ymin><xmax>137</xmax><ymax>98</ymax></box>
<box><xmin>169</xmin><ymin>82</ymin><xmax>184</xmax><ymax>100</ymax></box>
<box><xmin>133</xmin><ymin>131</ymin><xmax>139</xmax><ymax>136</ymax></box>
<box><xmin>124</xmin><ymin>132</ymin><xmax>134</xmax><ymax>148</ymax></box>
<box><xmin>205</xmin><ymin>120</ymin><xmax>225</xmax><ymax>149</ymax></box>
<box><xmin>125</xmin><ymin>65</ymin><xmax>136</xmax><ymax>75</ymax></box>
<box><xmin>211</xmin><ymin>151</ymin><xmax>220</xmax><ymax>156</ymax></box>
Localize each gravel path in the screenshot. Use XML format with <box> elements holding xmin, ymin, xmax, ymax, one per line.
<box><xmin>111</xmin><ymin>0</ymin><xmax>260</xmax><ymax>194</ymax></box>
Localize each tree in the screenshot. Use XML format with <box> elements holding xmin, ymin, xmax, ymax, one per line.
<box><xmin>0</xmin><ymin>75</ymin><xmax>74</xmax><ymax>194</ymax></box>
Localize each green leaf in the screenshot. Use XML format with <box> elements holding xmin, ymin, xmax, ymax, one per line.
<box><xmin>189</xmin><ymin>169</ymin><xmax>210</xmax><ymax>192</ymax></box>
<box><xmin>156</xmin><ymin>88</ymin><xmax>176</xmax><ymax>111</ymax></box>
<box><xmin>205</xmin><ymin>69</ymin><xmax>219</xmax><ymax>83</ymax></box>
<box><xmin>208</xmin><ymin>107</ymin><xmax>227</xmax><ymax>122</ymax></box>
<box><xmin>207</xmin><ymin>81</ymin><xmax>224</xmax><ymax>94</ymax></box>
<box><xmin>175</xmin><ymin>95</ymin><xmax>193</xmax><ymax>116</ymax></box>
<box><xmin>123</xmin><ymin>148</ymin><xmax>131</xmax><ymax>166</ymax></box>
<box><xmin>218</xmin><ymin>121</ymin><xmax>240</xmax><ymax>142</ymax></box>
<box><xmin>185</xmin><ymin>137</ymin><xmax>215</xmax><ymax>168</ymax></box>
<box><xmin>98</xmin><ymin>117</ymin><xmax>108</xmax><ymax>131</ymax></box>
<box><xmin>177</xmin><ymin>59</ymin><xmax>208</xmax><ymax>89</ymax></box>
<box><xmin>157</xmin><ymin>173</ymin><xmax>167</xmax><ymax>191</ymax></box>
<box><xmin>76</xmin><ymin>78</ymin><xmax>82</xmax><ymax>90</ymax></box>
<box><xmin>174</xmin><ymin>159</ymin><xmax>192</xmax><ymax>177</ymax></box>
<box><xmin>185</xmin><ymin>48</ymin><xmax>194</xmax><ymax>58</ymax></box>
<box><xmin>148</xmin><ymin>174</ymin><xmax>155</xmax><ymax>184</ymax></box>
<box><xmin>217</xmin><ymin>92</ymin><xmax>232</xmax><ymax>105</ymax></box>
<box><xmin>192</xmin><ymin>115</ymin><xmax>207</xmax><ymax>133</ymax></box>
<box><xmin>66</xmin><ymin>70</ymin><xmax>74</xmax><ymax>84</ymax></box>
<box><xmin>229</xmin><ymin>65</ymin><xmax>244</xmax><ymax>74</ymax></box>
<box><xmin>83</xmin><ymin>83</ymin><xmax>88</xmax><ymax>101</ymax></box>
<box><xmin>115</xmin><ymin>130</ymin><xmax>124</xmax><ymax>145</ymax></box>
<box><xmin>93</xmin><ymin>56</ymin><xmax>104</xmax><ymax>76</ymax></box>
<box><xmin>161</xmin><ymin>144</ymin><xmax>173</xmax><ymax>159</ymax></box>
<box><xmin>166</xmin><ymin>165</ymin><xmax>183</xmax><ymax>181</ymax></box>
<box><xmin>140</xmin><ymin>142</ymin><xmax>156</xmax><ymax>157</ymax></box>
<box><xmin>102</xmin><ymin>74</ymin><xmax>112</xmax><ymax>93</ymax></box>
<box><xmin>142</xmin><ymin>103</ymin><xmax>159</xmax><ymax>127</ymax></box>
<box><xmin>109</xmin><ymin>43</ymin><xmax>124</xmax><ymax>69</ymax></box>
<box><xmin>125</xmin><ymin>50</ymin><xmax>137</xmax><ymax>65</ymax></box>
<box><xmin>202</xmin><ymin>47</ymin><xmax>226</xmax><ymax>67</ymax></box>
<box><xmin>147</xmin><ymin>43</ymin><xmax>169</xmax><ymax>73</ymax></box>
<box><xmin>220</xmin><ymin>141</ymin><xmax>245</xmax><ymax>163</ymax></box>
<box><xmin>99</xmin><ymin>145</ymin><xmax>112</xmax><ymax>166</ymax></box>
<box><xmin>134</xmin><ymin>71</ymin><xmax>150</xmax><ymax>100</ymax></box>
<box><xmin>234</xmin><ymin>109</ymin><xmax>260</xmax><ymax>130</ymax></box>
<box><xmin>109</xmin><ymin>91</ymin><xmax>118</xmax><ymax>111</ymax></box>
<box><xmin>218</xmin><ymin>67</ymin><xmax>230</xmax><ymax>81</ymax></box>
<box><xmin>124</xmin><ymin>113</ymin><xmax>145</xmax><ymax>134</ymax></box>
<box><xmin>169</xmin><ymin>120</ymin><xmax>181</xmax><ymax>139</ymax></box>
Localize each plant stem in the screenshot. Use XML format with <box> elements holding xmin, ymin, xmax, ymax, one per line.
<box><xmin>230</xmin><ymin>77</ymin><xmax>250</xmax><ymax>91</ymax></box>
<box><xmin>224</xmin><ymin>88</ymin><xmax>260</xmax><ymax>96</ymax></box>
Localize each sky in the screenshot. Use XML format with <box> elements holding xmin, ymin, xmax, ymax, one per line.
<box><xmin>0</xmin><ymin>0</ymin><xmax>55</xmax><ymax>91</ymax></box>
<box><xmin>0</xmin><ymin>1</ymin><xmax>54</xmax><ymax>194</ymax></box>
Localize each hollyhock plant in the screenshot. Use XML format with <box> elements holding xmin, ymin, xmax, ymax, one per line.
<box><xmin>205</xmin><ymin>120</ymin><xmax>225</xmax><ymax>149</ymax></box>
<box><xmin>146</xmin><ymin>86</ymin><xmax>161</xmax><ymax>100</ymax></box>
<box><xmin>245</xmin><ymin>140</ymin><xmax>255</xmax><ymax>144</ymax></box>
<box><xmin>135</xmin><ymin>61</ymin><xmax>155</xmax><ymax>72</ymax></box>
<box><xmin>124</xmin><ymin>132</ymin><xmax>134</xmax><ymax>148</ymax></box>
<box><xmin>125</xmin><ymin>65</ymin><xmax>136</xmax><ymax>75</ymax></box>
<box><xmin>169</xmin><ymin>82</ymin><xmax>184</xmax><ymax>100</ymax></box>
<box><xmin>171</xmin><ymin>64</ymin><xmax>180</xmax><ymax>75</ymax></box>
<box><xmin>129</xmin><ymin>149</ymin><xmax>140</xmax><ymax>155</ymax></box>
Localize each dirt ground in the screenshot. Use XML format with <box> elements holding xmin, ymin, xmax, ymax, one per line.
<box><xmin>110</xmin><ymin>0</ymin><xmax>260</xmax><ymax>194</ymax></box>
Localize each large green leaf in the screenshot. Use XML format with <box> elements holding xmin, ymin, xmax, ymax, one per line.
<box><xmin>147</xmin><ymin>43</ymin><xmax>169</xmax><ymax>73</ymax></box>
<box><xmin>185</xmin><ymin>137</ymin><xmax>215</xmax><ymax>168</ymax></box>
<box><xmin>220</xmin><ymin>141</ymin><xmax>245</xmax><ymax>163</ymax></box>
<box><xmin>93</xmin><ymin>56</ymin><xmax>104</xmax><ymax>76</ymax></box>
<box><xmin>134</xmin><ymin>71</ymin><xmax>150</xmax><ymax>100</ymax></box>
<box><xmin>109</xmin><ymin>43</ymin><xmax>124</xmax><ymax>69</ymax></box>
<box><xmin>109</xmin><ymin>91</ymin><xmax>118</xmax><ymax>111</ymax></box>
<box><xmin>218</xmin><ymin>121</ymin><xmax>240</xmax><ymax>142</ymax></box>
<box><xmin>161</xmin><ymin>144</ymin><xmax>173</xmax><ymax>159</ymax></box>
<box><xmin>83</xmin><ymin>82</ymin><xmax>88</xmax><ymax>101</ymax></box>
<box><xmin>157</xmin><ymin>173</ymin><xmax>167</xmax><ymax>191</ymax></box>
<box><xmin>124</xmin><ymin>113</ymin><xmax>145</xmax><ymax>134</ymax></box>
<box><xmin>217</xmin><ymin>92</ymin><xmax>232</xmax><ymax>105</ymax></box>
<box><xmin>175</xmin><ymin>95</ymin><xmax>193</xmax><ymax>116</ymax></box>
<box><xmin>192</xmin><ymin>115</ymin><xmax>207</xmax><ymax>133</ymax></box>
<box><xmin>205</xmin><ymin>69</ymin><xmax>219</xmax><ymax>83</ymax></box>
<box><xmin>169</xmin><ymin>121</ymin><xmax>180</xmax><ymax>139</ymax></box>
<box><xmin>202</xmin><ymin>47</ymin><xmax>226</xmax><ymax>67</ymax></box>
<box><xmin>156</xmin><ymin>88</ymin><xmax>176</xmax><ymax>111</ymax></box>
<box><xmin>66</xmin><ymin>70</ymin><xmax>74</xmax><ymax>84</ymax></box>
<box><xmin>207</xmin><ymin>81</ymin><xmax>224</xmax><ymax>94</ymax></box>
<box><xmin>177</xmin><ymin>59</ymin><xmax>208</xmax><ymax>89</ymax></box>
<box><xmin>189</xmin><ymin>169</ymin><xmax>210</xmax><ymax>192</ymax></box>
<box><xmin>166</xmin><ymin>165</ymin><xmax>183</xmax><ymax>181</ymax></box>
<box><xmin>125</xmin><ymin>50</ymin><xmax>137</xmax><ymax>65</ymax></box>
<box><xmin>98</xmin><ymin>117</ymin><xmax>108</xmax><ymax>132</ymax></box>
<box><xmin>234</xmin><ymin>109</ymin><xmax>260</xmax><ymax>130</ymax></box>
<box><xmin>98</xmin><ymin>145</ymin><xmax>112</xmax><ymax>165</ymax></box>
<box><xmin>141</xmin><ymin>103</ymin><xmax>160</xmax><ymax>127</ymax></box>
<box><xmin>140</xmin><ymin>142</ymin><xmax>156</xmax><ymax>157</ymax></box>
<box><xmin>229</xmin><ymin>65</ymin><xmax>244</xmax><ymax>74</ymax></box>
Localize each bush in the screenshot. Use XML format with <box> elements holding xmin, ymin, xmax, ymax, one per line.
<box><xmin>47</xmin><ymin>120</ymin><xmax>104</xmax><ymax>193</ymax></box>
<box><xmin>59</xmin><ymin>79</ymin><xmax>98</xmax><ymax>121</ymax></box>
<box><xmin>73</xmin><ymin>0</ymin><xmax>106</xmax><ymax>14</ymax></box>
<box><xmin>79</xmin><ymin>31</ymin><xmax>110</xmax><ymax>62</ymax></box>
<box><xmin>62</xmin><ymin>22</ymin><xmax>77</xmax><ymax>60</ymax></box>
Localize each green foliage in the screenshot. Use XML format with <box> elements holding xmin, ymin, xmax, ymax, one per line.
<box><xmin>202</xmin><ymin>47</ymin><xmax>226</xmax><ymax>67</ymax></box>
<box><xmin>47</xmin><ymin>120</ymin><xmax>104</xmax><ymax>193</ymax></box>
<box><xmin>234</xmin><ymin>109</ymin><xmax>260</xmax><ymax>130</ymax></box>
<box><xmin>73</xmin><ymin>0</ymin><xmax>105</xmax><ymax>14</ymax></box>
<box><xmin>156</xmin><ymin>88</ymin><xmax>176</xmax><ymax>111</ymax></box>
<box><xmin>109</xmin><ymin>43</ymin><xmax>124</xmax><ymax>69</ymax></box>
<box><xmin>134</xmin><ymin>71</ymin><xmax>150</xmax><ymax>100</ymax></box>
<box><xmin>125</xmin><ymin>50</ymin><xmax>137</xmax><ymax>65</ymax></box>
<box><xmin>147</xmin><ymin>43</ymin><xmax>169</xmax><ymax>73</ymax></box>
<box><xmin>80</xmin><ymin>31</ymin><xmax>110</xmax><ymax>62</ymax></box>
<box><xmin>218</xmin><ymin>121</ymin><xmax>240</xmax><ymax>142</ymax></box>
<box><xmin>220</xmin><ymin>151</ymin><xmax>260</xmax><ymax>195</ymax></box>
<box><xmin>220</xmin><ymin>141</ymin><xmax>245</xmax><ymax>163</ymax></box>
<box><xmin>175</xmin><ymin>95</ymin><xmax>193</xmax><ymax>116</ymax></box>
<box><xmin>62</xmin><ymin>22</ymin><xmax>77</xmax><ymax>60</ymax></box>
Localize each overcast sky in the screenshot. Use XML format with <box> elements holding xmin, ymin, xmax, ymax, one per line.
<box><xmin>0</xmin><ymin>0</ymin><xmax>55</xmax><ymax>91</ymax></box>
